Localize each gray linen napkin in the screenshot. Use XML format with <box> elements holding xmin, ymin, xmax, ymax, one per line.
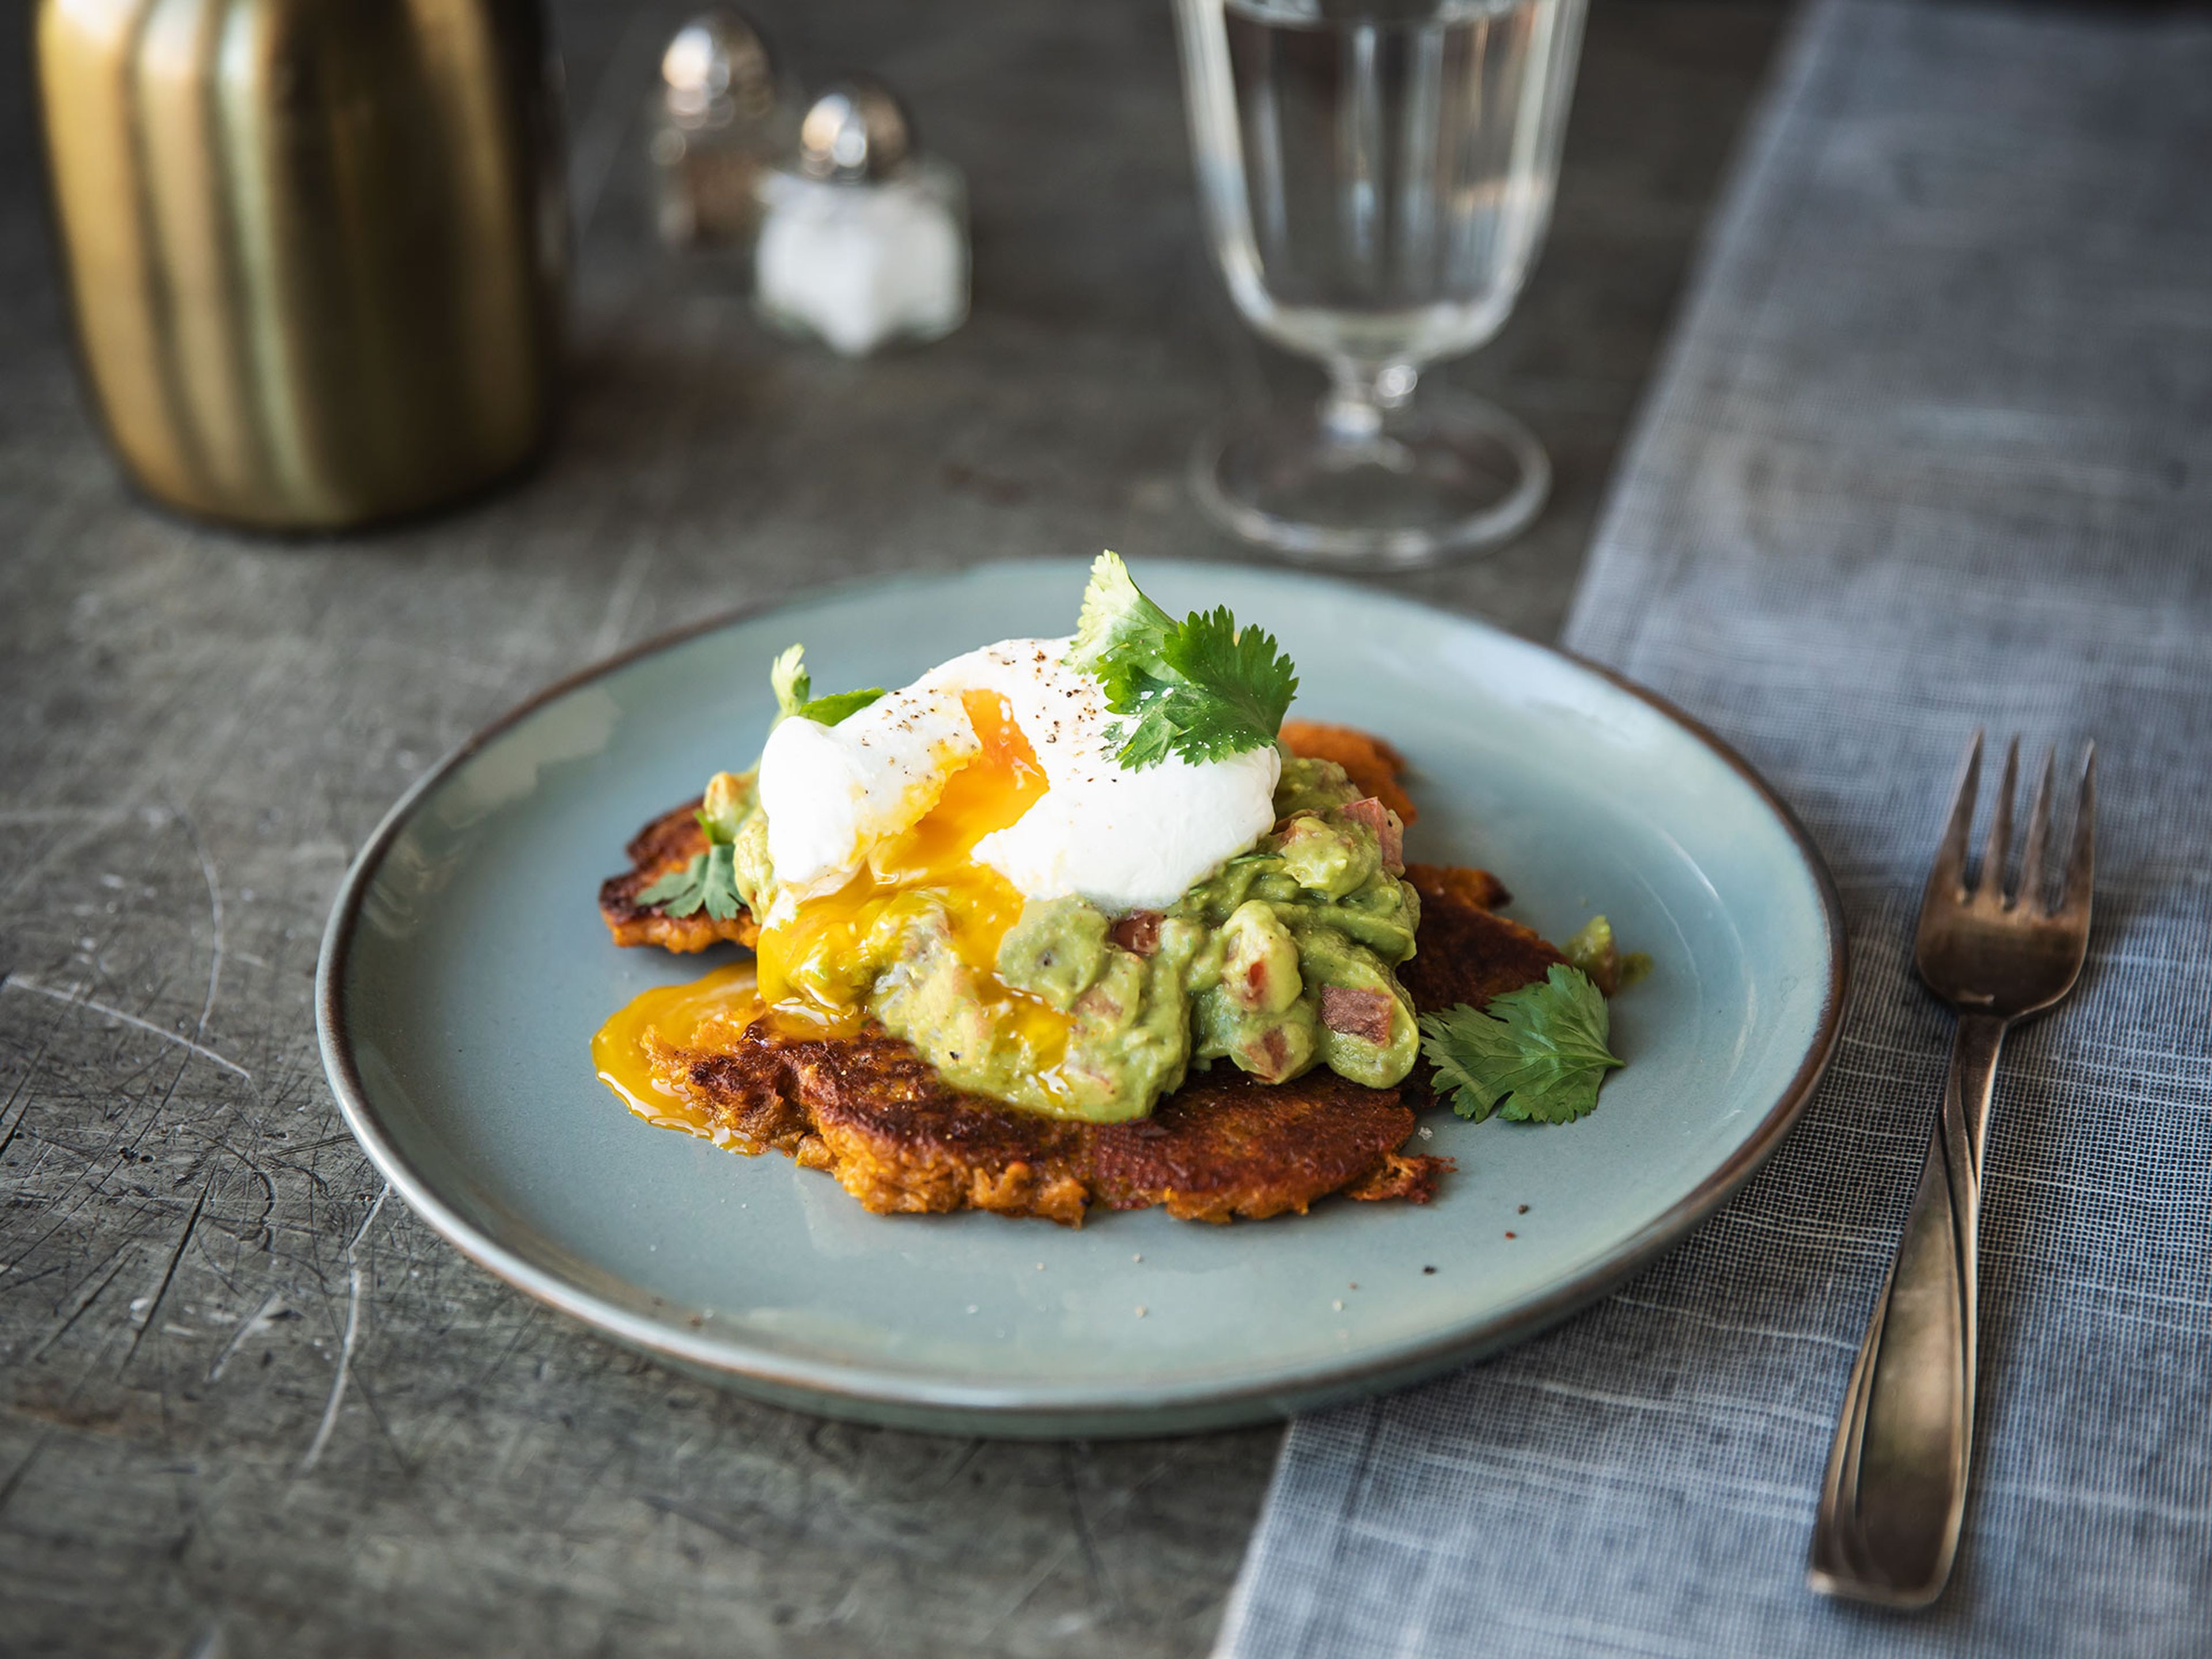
<box><xmin>1214</xmin><ymin>1</ymin><xmax>2212</xmax><ymax>1653</ymax></box>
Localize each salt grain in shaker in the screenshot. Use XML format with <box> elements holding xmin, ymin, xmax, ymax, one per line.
<box><xmin>755</xmin><ymin>79</ymin><xmax>969</xmax><ymax>357</ymax></box>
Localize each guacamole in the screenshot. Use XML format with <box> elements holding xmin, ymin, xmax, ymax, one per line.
<box><xmin>714</xmin><ymin>753</ymin><xmax>1421</xmax><ymax>1123</ymax></box>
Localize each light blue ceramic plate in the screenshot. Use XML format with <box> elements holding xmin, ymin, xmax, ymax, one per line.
<box><xmin>319</xmin><ymin>559</ymin><xmax>1844</xmax><ymax>1438</ymax></box>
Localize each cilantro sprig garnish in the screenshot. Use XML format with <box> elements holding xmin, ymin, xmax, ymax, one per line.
<box><xmin>1064</xmin><ymin>552</ymin><xmax>1298</xmax><ymax>770</ymax></box>
<box><xmin>1418</xmin><ymin>965</ymin><xmax>1623</xmax><ymax>1124</ymax></box>
<box><xmin>636</xmin><ymin>772</ymin><xmax>752</xmax><ymax>920</ymax></box>
<box><xmin>636</xmin><ymin>838</ymin><xmax>745</xmax><ymax>920</ymax></box>
<box><xmin>771</xmin><ymin>644</ymin><xmax>885</xmax><ymax>727</ymax></box>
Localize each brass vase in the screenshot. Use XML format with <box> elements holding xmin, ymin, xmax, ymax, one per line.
<box><xmin>36</xmin><ymin>0</ymin><xmax>567</xmax><ymax>532</ymax></box>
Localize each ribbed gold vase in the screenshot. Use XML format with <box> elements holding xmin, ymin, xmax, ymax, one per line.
<box><xmin>36</xmin><ymin>0</ymin><xmax>567</xmax><ymax>531</ymax></box>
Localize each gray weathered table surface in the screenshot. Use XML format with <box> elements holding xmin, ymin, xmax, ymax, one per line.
<box><xmin>0</xmin><ymin>2</ymin><xmax>1779</xmax><ymax>1653</ymax></box>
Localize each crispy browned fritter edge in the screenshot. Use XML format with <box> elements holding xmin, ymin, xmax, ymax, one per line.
<box><xmin>597</xmin><ymin>798</ymin><xmax>759</xmax><ymax>952</ymax></box>
<box><xmin>654</xmin><ymin>1019</ymin><xmax>1456</xmax><ymax>1227</ymax></box>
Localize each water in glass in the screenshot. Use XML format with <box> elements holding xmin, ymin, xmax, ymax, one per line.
<box><xmin>1173</xmin><ymin>0</ymin><xmax>1585</xmax><ymax>566</ymax></box>
<box><xmin>1185</xmin><ymin>0</ymin><xmax>1580</xmax><ymax>369</ymax></box>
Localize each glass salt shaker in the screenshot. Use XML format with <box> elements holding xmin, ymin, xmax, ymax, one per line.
<box><xmin>754</xmin><ymin>79</ymin><xmax>969</xmax><ymax>357</ymax></box>
<box><xmin>649</xmin><ymin>10</ymin><xmax>794</xmax><ymax>253</ymax></box>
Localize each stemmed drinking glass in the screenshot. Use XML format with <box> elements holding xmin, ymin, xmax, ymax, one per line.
<box><xmin>1173</xmin><ymin>0</ymin><xmax>1588</xmax><ymax>566</ymax></box>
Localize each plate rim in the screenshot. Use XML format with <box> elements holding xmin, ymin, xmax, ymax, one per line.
<box><xmin>316</xmin><ymin>558</ymin><xmax>1849</xmax><ymax>1430</ymax></box>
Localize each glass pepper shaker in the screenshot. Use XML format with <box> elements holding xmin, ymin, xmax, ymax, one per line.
<box><xmin>649</xmin><ymin>9</ymin><xmax>793</xmax><ymax>255</ymax></box>
<box><xmin>754</xmin><ymin>79</ymin><xmax>969</xmax><ymax>357</ymax></box>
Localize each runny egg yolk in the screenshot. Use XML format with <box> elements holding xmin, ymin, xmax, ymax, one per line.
<box><xmin>592</xmin><ymin>959</ymin><xmax>760</xmax><ymax>1144</ymax></box>
<box><xmin>752</xmin><ymin>688</ymin><xmax>1069</xmax><ymax>1058</ymax></box>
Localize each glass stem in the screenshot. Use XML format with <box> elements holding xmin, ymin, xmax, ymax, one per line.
<box><xmin>1321</xmin><ymin>361</ymin><xmax>1417</xmax><ymax>444</ymax></box>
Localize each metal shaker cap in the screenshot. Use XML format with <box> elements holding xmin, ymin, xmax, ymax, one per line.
<box><xmin>797</xmin><ymin>78</ymin><xmax>915</xmax><ymax>181</ymax></box>
<box><xmin>661</xmin><ymin>10</ymin><xmax>779</xmax><ymax>122</ymax></box>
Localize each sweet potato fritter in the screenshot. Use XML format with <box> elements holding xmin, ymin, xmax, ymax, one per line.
<box><xmin>1399</xmin><ymin>864</ymin><xmax>1561</xmax><ymax>1013</ymax></box>
<box><xmin>597</xmin><ymin>799</ymin><xmax>758</xmax><ymax>953</ymax></box>
<box><xmin>601</xmin><ymin>721</ymin><xmax>1568</xmax><ymax>1224</ymax></box>
<box><xmin>1402</xmin><ymin>860</ymin><xmax>1510</xmax><ymax>914</ymax></box>
<box><xmin>656</xmin><ymin>1020</ymin><xmax>1441</xmax><ymax>1226</ymax></box>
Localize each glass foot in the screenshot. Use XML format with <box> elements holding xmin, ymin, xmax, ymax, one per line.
<box><xmin>1191</xmin><ymin>391</ymin><xmax>1550</xmax><ymax>570</ymax></box>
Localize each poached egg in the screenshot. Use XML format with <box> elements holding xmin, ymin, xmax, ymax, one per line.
<box><xmin>751</xmin><ymin>637</ymin><xmax>1279</xmax><ymax>1027</ymax></box>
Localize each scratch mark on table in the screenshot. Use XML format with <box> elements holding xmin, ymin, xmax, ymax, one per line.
<box><xmin>588</xmin><ymin>537</ymin><xmax>658</xmax><ymax>661</ymax></box>
<box><xmin>639</xmin><ymin>1490</ymin><xmax>752</xmax><ymax>1548</ymax></box>
<box><xmin>1061</xmin><ymin>1442</ymin><xmax>1122</xmax><ymax>1618</ymax></box>
<box><xmin>21</xmin><ymin>1250</ymin><xmax>133</xmax><ymax>1363</ymax></box>
<box><xmin>0</xmin><ymin>808</ymin><xmax>132</xmax><ymax>908</ymax></box>
<box><xmin>170</xmin><ymin>800</ymin><xmax>225</xmax><ymax>1042</ymax></box>
<box><xmin>0</xmin><ymin>1032</ymin><xmax>51</xmax><ymax>1162</ymax></box>
<box><xmin>567</xmin><ymin>5</ymin><xmax>669</xmax><ymax>240</ymax></box>
<box><xmin>300</xmin><ymin>1184</ymin><xmax>390</xmax><ymax>1472</ymax></box>
<box><xmin>0</xmin><ymin>1435</ymin><xmax>47</xmax><ymax>1517</ymax></box>
<box><xmin>2</xmin><ymin>976</ymin><xmax>252</xmax><ymax>1081</ymax></box>
<box><xmin>934</xmin><ymin>1437</ymin><xmax>985</xmax><ymax>1489</ymax></box>
<box><xmin>120</xmin><ymin>1177</ymin><xmax>213</xmax><ymax>1373</ymax></box>
<box><xmin>982</xmin><ymin>1531</ymin><xmax>1081</xmax><ymax>1641</ymax></box>
<box><xmin>207</xmin><ymin>1290</ymin><xmax>286</xmax><ymax>1384</ymax></box>
<box><xmin>0</xmin><ymin>807</ymin><xmax>132</xmax><ymax>827</ymax></box>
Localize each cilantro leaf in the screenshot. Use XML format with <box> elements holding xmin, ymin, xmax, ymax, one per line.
<box><xmin>771</xmin><ymin>643</ymin><xmax>884</xmax><ymax>726</ymax></box>
<box><xmin>796</xmin><ymin>687</ymin><xmax>886</xmax><ymax>725</ymax></box>
<box><xmin>1158</xmin><ymin>605</ymin><xmax>1299</xmax><ymax>756</ymax></box>
<box><xmin>771</xmin><ymin>643</ymin><xmax>810</xmax><ymax>717</ymax></box>
<box><xmin>1069</xmin><ymin>549</ymin><xmax>1175</xmax><ymax>669</ymax></box>
<box><xmin>636</xmin><ymin>777</ymin><xmax>753</xmax><ymax>921</ymax></box>
<box><xmin>1417</xmin><ymin>965</ymin><xmax>1623</xmax><ymax>1124</ymax></box>
<box><xmin>636</xmin><ymin>842</ymin><xmax>746</xmax><ymax>921</ymax></box>
<box><xmin>1065</xmin><ymin>552</ymin><xmax>1299</xmax><ymax>770</ymax></box>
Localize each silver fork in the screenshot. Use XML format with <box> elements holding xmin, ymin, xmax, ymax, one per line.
<box><xmin>1808</xmin><ymin>732</ymin><xmax>2095</xmax><ymax>1608</ymax></box>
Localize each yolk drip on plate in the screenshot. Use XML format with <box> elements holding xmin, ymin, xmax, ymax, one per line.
<box><xmin>753</xmin><ymin>688</ymin><xmax>1067</xmax><ymax>1059</ymax></box>
<box><xmin>592</xmin><ymin>959</ymin><xmax>761</xmax><ymax>1143</ymax></box>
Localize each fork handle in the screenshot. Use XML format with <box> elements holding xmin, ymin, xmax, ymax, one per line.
<box><xmin>1809</xmin><ymin>1012</ymin><xmax>2006</xmax><ymax>1607</ymax></box>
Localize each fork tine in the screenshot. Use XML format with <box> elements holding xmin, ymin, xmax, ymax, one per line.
<box><xmin>2013</xmin><ymin>745</ymin><xmax>2055</xmax><ymax>910</ymax></box>
<box><xmin>2058</xmin><ymin>743</ymin><xmax>2096</xmax><ymax>919</ymax></box>
<box><xmin>1925</xmin><ymin>730</ymin><xmax>1983</xmax><ymax>906</ymax></box>
<box><xmin>1981</xmin><ymin>736</ymin><xmax>2019</xmax><ymax>900</ymax></box>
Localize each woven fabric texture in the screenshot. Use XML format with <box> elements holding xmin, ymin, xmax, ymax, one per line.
<box><xmin>1215</xmin><ymin>1</ymin><xmax>2212</xmax><ymax>1653</ymax></box>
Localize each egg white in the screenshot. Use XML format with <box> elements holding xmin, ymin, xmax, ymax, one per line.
<box><xmin>753</xmin><ymin>637</ymin><xmax>1279</xmax><ymax>911</ymax></box>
